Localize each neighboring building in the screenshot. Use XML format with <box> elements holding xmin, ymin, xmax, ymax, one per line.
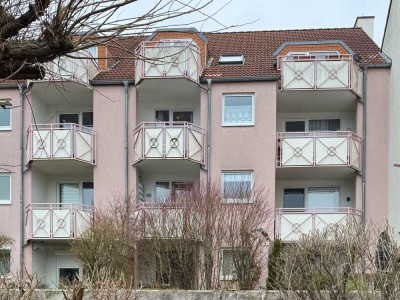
<box><xmin>382</xmin><ymin>0</ymin><xmax>400</xmax><ymax>239</ymax></box>
<box><xmin>0</xmin><ymin>19</ymin><xmax>392</xmax><ymax>288</ymax></box>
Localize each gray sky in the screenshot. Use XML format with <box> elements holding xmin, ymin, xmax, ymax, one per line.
<box><xmin>123</xmin><ymin>0</ymin><xmax>390</xmax><ymax>46</ymax></box>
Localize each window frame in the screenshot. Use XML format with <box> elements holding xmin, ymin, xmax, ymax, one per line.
<box><xmin>220</xmin><ymin>248</ymin><xmax>251</xmax><ymax>281</ymax></box>
<box><xmin>58</xmin><ymin>112</ymin><xmax>93</xmax><ymax>127</ymax></box>
<box><xmin>283</xmin><ymin>117</ymin><xmax>342</xmax><ymax>132</ymax></box>
<box><xmin>0</xmin><ymin>248</ymin><xmax>11</xmax><ymax>276</ymax></box>
<box><xmin>0</xmin><ymin>107</ymin><xmax>11</xmax><ymax>131</ymax></box>
<box><xmin>58</xmin><ymin>181</ymin><xmax>94</xmax><ymax>206</ymax></box>
<box><xmin>0</xmin><ymin>174</ymin><xmax>11</xmax><ymax>205</ymax></box>
<box><xmin>282</xmin><ymin>186</ymin><xmax>341</xmax><ymax>210</ymax></box>
<box><xmin>154</xmin><ymin>108</ymin><xmax>195</xmax><ymax>123</ymax></box>
<box><xmin>222</xmin><ymin>94</ymin><xmax>255</xmax><ymax>127</ymax></box>
<box><xmin>154</xmin><ymin>181</ymin><xmax>194</xmax><ymax>203</ymax></box>
<box><xmin>221</xmin><ymin>171</ymin><xmax>254</xmax><ymax>203</ymax></box>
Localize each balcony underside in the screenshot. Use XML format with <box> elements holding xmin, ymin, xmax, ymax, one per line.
<box><xmin>135</xmin><ymin>159</ymin><xmax>201</xmax><ymax>176</ymax></box>
<box><xmin>277</xmin><ymin>90</ymin><xmax>358</xmax><ymax>113</ymax></box>
<box><xmin>276</xmin><ymin>166</ymin><xmax>357</xmax><ymax>180</ymax></box>
<box><xmin>30</xmin><ymin>160</ymin><xmax>93</xmax><ymax>176</ymax></box>
<box><xmin>137</xmin><ymin>78</ymin><xmax>200</xmax><ymax>99</ymax></box>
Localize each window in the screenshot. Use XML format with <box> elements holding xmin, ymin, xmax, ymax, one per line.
<box><xmin>223</xmin><ymin>95</ymin><xmax>254</xmax><ymax>126</ymax></box>
<box><xmin>220</xmin><ymin>248</ymin><xmax>250</xmax><ymax>280</ymax></box>
<box><xmin>222</xmin><ymin>172</ymin><xmax>253</xmax><ymax>202</ymax></box>
<box><xmin>59</xmin><ymin>182</ymin><xmax>94</xmax><ymax>206</ymax></box>
<box><xmin>0</xmin><ymin>249</ymin><xmax>10</xmax><ymax>275</ymax></box>
<box><xmin>155</xmin><ymin>181</ymin><xmax>193</xmax><ymax>202</ymax></box>
<box><xmin>285</xmin><ymin>119</ymin><xmax>341</xmax><ymax>132</ymax></box>
<box><xmin>283</xmin><ymin>187</ymin><xmax>340</xmax><ymax>211</ymax></box>
<box><xmin>219</xmin><ymin>54</ymin><xmax>244</xmax><ymax>65</ymax></box>
<box><xmin>59</xmin><ymin>268</ymin><xmax>79</xmax><ymax>284</ymax></box>
<box><xmin>0</xmin><ymin>174</ymin><xmax>11</xmax><ymax>205</ymax></box>
<box><xmin>0</xmin><ymin>107</ymin><xmax>11</xmax><ymax>130</ymax></box>
<box><xmin>59</xmin><ymin>112</ymin><xmax>93</xmax><ymax>128</ymax></box>
<box><xmin>155</xmin><ymin>110</ymin><xmax>194</xmax><ymax>123</ymax></box>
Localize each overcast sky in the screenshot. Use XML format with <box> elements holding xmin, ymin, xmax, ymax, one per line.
<box><xmin>123</xmin><ymin>0</ymin><xmax>390</xmax><ymax>46</ymax></box>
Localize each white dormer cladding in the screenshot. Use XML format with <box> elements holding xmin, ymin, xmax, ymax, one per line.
<box><xmin>285</xmin><ymin>51</ymin><xmax>340</xmax><ymax>60</ymax></box>
<box><xmin>218</xmin><ymin>54</ymin><xmax>245</xmax><ymax>64</ymax></box>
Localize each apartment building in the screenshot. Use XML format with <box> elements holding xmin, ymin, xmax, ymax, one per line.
<box><xmin>0</xmin><ymin>18</ymin><xmax>392</xmax><ymax>288</ymax></box>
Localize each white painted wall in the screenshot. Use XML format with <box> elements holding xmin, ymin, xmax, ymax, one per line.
<box><xmin>275</xmin><ymin>178</ymin><xmax>356</xmax><ymax>208</ymax></box>
<box><xmin>382</xmin><ymin>0</ymin><xmax>400</xmax><ymax>238</ymax></box>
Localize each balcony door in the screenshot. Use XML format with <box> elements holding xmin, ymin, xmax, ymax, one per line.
<box><xmin>283</xmin><ymin>188</ymin><xmax>305</xmax><ymax>209</ymax></box>
<box><xmin>59</xmin><ymin>112</ymin><xmax>93</xmax><ymax>127</ymax></box>
<box><xmin>283</xmin><ymin>187</ymin><xmax>340</xmax><ymax>211</ymax></box>
<box><xmin>60</xmin><ymin>182</ymin><xmax>94</xmax><ymax>207</ymax></box>
<box><xmin>155</xmin><ymin>110</ymin><xmax>193</xmax><ymax>123</ymax></box>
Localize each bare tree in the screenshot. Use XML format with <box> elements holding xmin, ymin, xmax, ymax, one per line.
<box><xmin>0</xmin><ymin>0</ymin><xmax>234</xmax><ymax>80</ymax></box>
<box><xmin>273</xmin><ymin>221</ymin><xmax>400</xmax><ymax>300</ymax></box>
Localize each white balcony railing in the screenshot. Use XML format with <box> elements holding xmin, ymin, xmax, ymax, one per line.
<box><xmin>278</xmin><ymin>55</ymin><xmax>363</xmax><ymax>96</ymax></box>
<box><xmin>275</xmin><ymin>207</ymin><xmax>361</xmax><ymax>242</ymax></box>
<box><xmin>133</xmin><ymin>202</ymin><xmax>200</xmax><ymax>239</ymax></box>
<box><xmin>25</xmin><ymin>203</ymin><xmax>93</xmax><ymax>240</ymax></box>
<box><xmin>276</xmin><ymin>131</ymin><xmax>362</xmax><ymax>171</ymax></box>
<box><xmin>135</xmin><ymin>40</ymin><xmax>202</xmax><ymax>84</ymax></box>
<box><xmin>46</xmin><ymin>49</ymin><xmax>99</xmax><ymax>84</ymax></box>
<box><xmin>133</xmin><ymin>122</ymin><xmax>206</xmax><ymax>165</ymax></box>
<box><xmin>27</xmin><ymin>124</ymin><xmax>96</xmax><ymax>165</ymax></box>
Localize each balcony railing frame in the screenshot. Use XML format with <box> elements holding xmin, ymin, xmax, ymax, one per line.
<box><xmin>276</xmin><ymin>131</ymin><xmax>362</xmax><ymax>171</ymax></box>
<box><xmin>277</xmin><ymin>54</ymin><xmax>363</xmax><ymax>96</ymax></box>
<box><xmin>133</xmin><ymin>121</ymin><xmax>206</xmax><ymax>165</ymax></box>
<box><xmin>25</xmin><ymin>203</ymin><xmax>93</xmax><ymax>240</ymax></box>
<box><xmin>135</xmin><ymin>40</ymin><xmax>202</xmax><ymax>84</ymax></box>
<box><xmin>27</xmin><ymin>123</ymin><xmax>96</xmax><ymax>165</ymax></box>
<box><xmin>275</xmin><ymin>207</ymin><xmax>362</xmax><ymax>242</ymax></box>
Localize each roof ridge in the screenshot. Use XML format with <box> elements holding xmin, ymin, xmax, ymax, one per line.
<box><xmin>203</xmin><ymin>27</ymin><xmax>363</xmax><ymax>35</ymax></box>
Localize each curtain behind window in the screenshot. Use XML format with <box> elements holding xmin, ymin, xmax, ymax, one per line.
<box><xmin>309</xmin><ymin>119</ymin><xmax>340</xmax><ymax>131</ymax></box>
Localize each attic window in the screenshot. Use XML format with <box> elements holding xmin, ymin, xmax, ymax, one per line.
<box><xmin>219</xmin><ymin>54</ymin><xmax>244</xmax><ymax>65</ymax></box>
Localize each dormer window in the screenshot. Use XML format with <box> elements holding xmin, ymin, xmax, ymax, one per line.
<box><xmin>286</xmin><ymin>51</ymin><xmax>340</xmax><ymax>60</ymax></box>
<box><xmin>219</xmin><ymin>54</ymin><xmax>244</xmax><ymax>65</ymax></box>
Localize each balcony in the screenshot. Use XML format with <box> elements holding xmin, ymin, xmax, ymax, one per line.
<box><xmin>135</xmin><ymin>40</ymin><xmax>202</xmax><ymax>84</ymax></box>
<box><xmin>275</xmin><ymin>207</ymin><xmax>361</xmax><ymax>242</ymax></box>
<box><xmin>133</xmin><ymin>202</ymin><xmax>200</xmax><ymax>240</ymax></box>
<box><xmin>278</xmin><ymin>55</ymin><xmax>363</xmax><ymax>96</ymax></box>
<box><xmin>27</xmin><ymin>124</ymin><xmax>96</xmax><ymax>165</ymax></box>
<box><xmin>276</xmin><ymin>131</ymin><xmax>361</xmax><ymax>171</ymax></box>
<box><xmin>133</xmin><ymin>122</ymin><xmax>206</xmax><ymax>165</ymax></box>
<box><xmin>45</xmin><ymin>50</ymin><xmax>99</xmax><ymax>84</ymax></box>
<box><xmin>25</xmin><ymin>203</ymin><xmax>93</xmax><ymax>240</ymax></box>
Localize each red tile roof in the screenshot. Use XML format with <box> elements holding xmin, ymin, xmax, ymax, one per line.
<box><xmin>93</xmin><ymin>27</ymin><xmax>389</xmax><ymax>82</ymax></box>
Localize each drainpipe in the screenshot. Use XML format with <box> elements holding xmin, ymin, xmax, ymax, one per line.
<box><xmin>124</xmin><ymin>81</ymin><xmax>129</xmax><ymax>206</ymax></box>
<box><xmin>206</xmin><ymin>79</ymin><xmax>212</xmax><ymax>187</ymax></box>
<box><xmin>18</xmin><ymin>84</ymin><xmax>24</xmax><ymax>278</ymax></box>
<box><xmin>361</xmin><ymin>67</ymin><xmax>368</xmax><ymax>223</ymax></box>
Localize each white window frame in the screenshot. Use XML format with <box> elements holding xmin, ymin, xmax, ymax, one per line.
<box><xmin>154</xmin><ymin>108</ymin><xmax>195</xmax><ymax>123</ymax></box>
<box><xmin>220</xmin><ymin>248</ymin><xmax>250</xmax><ymax>281</ymax></box>
<box><xmin>282</xmin><ymin>186</ymin><xmax>341</xmax><ymax>210</ymax></box>
<box><xmin>219</xmin><ymin>54</ymin><xmax>245</xmax><ymax>64</ymax></box>
<box><xmin>57</xmin><ymin>181</ymin><xmax>93</xmax><ymax>206</ymax></box>
<box><xmin>0</xmin><ymin>107</ymin><xmax>11</xmax><ymax>131</ymax></box>
<box><xmin>221</xmin><ymin>171</ymin><xmax>253</xmax><ymax>203</ymax></box>
<box><xmin>283</xmin><ymin>118</ymin><xmax>342</xmax><ymax>132</ymax></box>
<box><xmin>222</xmin><ymin>94</ymin><xmax>255</xmax><ymax>127</ymax></box>
<box><xmin>154</xmin><ymin>180</ymin><xmax>194</xmax><ymax>202</ymax></box>
<box><xmin>58</xmin><ymin>112</ymin><xmax>93</xmax><ymax>127</ymax></box>
<box><xmin>0</xmin><ymin>174</ymin><xmax>11</xmax><ymax>205</ymax></box>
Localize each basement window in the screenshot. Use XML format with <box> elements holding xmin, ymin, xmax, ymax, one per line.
<box><xmin>219</xmin><ymin>54</ymin><xmax>244</xmax><ymax>65</ymax></box>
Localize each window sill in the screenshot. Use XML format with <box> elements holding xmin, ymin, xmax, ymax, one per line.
<box><xmin>221</xmin><ymin>123</ymin><xmax>255</xmax><ymax>127</ymax></box>
<box><xmin>0</xmin><ymin>128</ymin><xmax>12</xmax><ymax>131</ymax></box>
<box><xmin>0</xmin><ymin>202</ymin><xmax>12</xmax><ymax>205</ymax></box>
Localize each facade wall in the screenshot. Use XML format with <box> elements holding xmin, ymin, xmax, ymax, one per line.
<box><xmin>0</xmin><ymin>88</ymin><xmax>22</xmax><ymax>275</ymax></box>
<box><xmin>382</xmin><ymin>0</ymin><xmax>400</xmax><ymax>235</ymax></box>
<box><xmin>364</xmin><ymin>68</ymin><xmax>390</xmax><ymax>224</ymax></box>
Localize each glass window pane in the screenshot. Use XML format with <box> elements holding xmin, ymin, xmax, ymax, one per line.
<box><xmin>82</xmin><ymin>182</ymin><xmax>94</xmax><ymax>206</ymax></box>
<box><xmin>172</xmin><ymin>182</ymin><xmax>193</xmax><ymax>201</ymax></box>
<box><xmin>222</xmin><ymin>250</ymin><xmax>235</xmax><ymax>279</ymax></box>
<box><xmin>0</xmin><ymin>175</ymin><xmax>11</xmax><ymax>202</ymax></box>
<box><xmin>224</xmin><ymin>96</ymin><xmax>253</xmax><ymax>124</ymax></box>
<box><xmin>82</xmin><ymin>112</ymin><xmax>93</xmax><ymax>127</ymax></box>
<box><xmin>0</xmin><ymin>250</ymin><xmax>10</xmax><ymax>274</ymax></box>
<box><xmin>173</xmin><ymin>111</ymin><xmax>193</xmax><ymax>123</ymax></box>
<box><xmin>59</xmin><ymin>114</ymin><xmax>79</xmax><ymax>124</ymax></box>
<box><xmin>223</xmin><ymin>172</ymin><xmax>252</xmax><ymax>200</ymax></box>
<box><xmin>285</xmin><ymin>121</ymin><xmax>305</xmax><ymax>132</ymax></box>
<box><xmin>155</xmin><ymin>111</ymin><xmax>169</xmax><ymax>122</ymax></box>
<box><xmin>60</xmin><ymin>183</ymin><xmax>80</xmax><ymax>205</ymax></box>
<box><xmin>0</xmin><ymin>109</ymin><xmax>10</xmax><ymax>127</ymax></box>
<box><xmin>309</xmin><ymin>119</ymin><xmax>340</xmax><ymax>131</ymax></box>
<box><xmin>284</xmin><ymin>189</ymin><xmax>305</xmax><ymax>208</ymax></box>
<box><xmin>155</xmin><ymin>182</ymin><xmax>170</xmax><ymax>202</ymax></box>
<box><xmin>307</xmin><ymin>187</ymin><xmax>339</xmax><ymax>210</ymax></box>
